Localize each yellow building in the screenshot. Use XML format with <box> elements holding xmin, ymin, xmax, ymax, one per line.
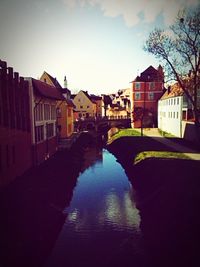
<box><xmin>40</xmin><ymin>71</ymin><xmax>75</xmax><ymax>137</ymax></box>
<box><xmin>72</xmin><ymin>90</ymin><xmax>97</xmax><ymax>119</ymax></box>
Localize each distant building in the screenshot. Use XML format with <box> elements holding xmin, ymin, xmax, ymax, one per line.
<box><xmin>72</xmin><ymin>90</ymin><xmax>97</xmax><ymax>119</ymax></box>
<box><xmin>90</xmin><ymin>94</ymin><xmax>103</xmax><ymax>117</ymax></box>
<box><xmin>0</xmin><ymin>61</ymin><xmax>32</xmax><ymax>186</ymax></box>
<box><xmin>110</xmin><ymin>88</ymin><xmax>131</xmax><ymax>118</ymax></box>
<box><xmin>131</xmin><ymin>65</ymin><xmax>164</xmax><ymax>128</ymax></box>
<box><xmin>101</xmin><ymin>94</ymin><xmax>112</xmax><ymax>117</ymax></box>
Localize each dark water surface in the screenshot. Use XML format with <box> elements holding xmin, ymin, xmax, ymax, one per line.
<box><xmin>1</xmin><ymin>142</ymin><xmax>200</xmax><ymax>267</ymax></box>
<box><xmin>45</xmin><ymin>148</ymin><xmax>144</xmax><ymax>267</ymax></box>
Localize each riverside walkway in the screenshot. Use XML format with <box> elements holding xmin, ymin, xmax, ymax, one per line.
<box><xmin>134</xmin><ymin>128</ymin><xmax>200</xmax><ymax>161</ymax></box>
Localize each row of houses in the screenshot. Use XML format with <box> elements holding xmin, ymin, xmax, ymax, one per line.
<box><xmin>1</xmin><ymin>59</ymin><xmax>199</xmax><ymax>186</ymax></box>
<box><xmin>0</xmin><ymin>61</ymin><xmax>77</xmax><ymax>186</ymax></box>
<box><xmin>0</xmin><ymin>60</ymin><xmax>128</xmax><ymax>186</ymax></box>
<box><xmin>131</xmin><ymin>65</ymin><xmax>200</xmax><ymax>139</ymax></box>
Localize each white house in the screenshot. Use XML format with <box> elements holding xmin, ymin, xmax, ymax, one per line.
<box><xmin>158</xmin><ymin>83</ymin><xmax>193</xmax><ymax>137</ymax></box>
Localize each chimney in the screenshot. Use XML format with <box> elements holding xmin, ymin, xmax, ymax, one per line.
<box><xmin>157</xmin><ymin>65</ymin><xmax>164</xmax><ymax>82</ymax></box>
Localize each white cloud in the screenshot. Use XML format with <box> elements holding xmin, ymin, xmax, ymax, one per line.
<box><xmin>62</xmin><ymin>0</ymin><xmax>199</xmax><ymax>26</ymax></box>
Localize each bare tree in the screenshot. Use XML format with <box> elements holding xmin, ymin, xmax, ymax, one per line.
<box><xmin>144</xmin><ymin>5</ymin><xmax>200</xmax><ymax>130</ymax></box>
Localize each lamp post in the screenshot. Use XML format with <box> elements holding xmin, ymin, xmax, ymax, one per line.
<box><xmin>141</xmin><ymin>82</ymin><xmax>146</xmax><ymax>136</ymax></box>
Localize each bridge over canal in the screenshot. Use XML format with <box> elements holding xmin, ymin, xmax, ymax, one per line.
<box><xmin>74</xmin><ymin>117</ymin><xmax>131</xmax><ymax>133</ymax></box>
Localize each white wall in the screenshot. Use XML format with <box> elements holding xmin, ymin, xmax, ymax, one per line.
<box><xmin>158</xmin><ymin>96</ymin><xmax>183</xmax><ymax>137</ymax></box>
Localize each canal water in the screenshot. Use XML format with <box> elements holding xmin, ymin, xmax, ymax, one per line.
<box><xmin>44</xmin><ymin>147</ymin><xmax>144</xmax><ymax>267</ymax></box>
<box><xmin>1</xmin><ymin>138</ymin><xmax>200</xmax><ymax>267</ymax></box>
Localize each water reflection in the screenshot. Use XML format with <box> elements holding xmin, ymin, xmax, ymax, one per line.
<box><xmin>45</xmin><ymin>149</ymin><xmax>143</xmax><ymax>267</ymax></box>
<box><xmin>0</xmin><ymin>144</ymin><xmax>144</xmax><ymax>267</ymax></box>
<box><xmin>105</xmin><ymin>190</ymin><xmax>141</xmax><ymax>231</ymax></box>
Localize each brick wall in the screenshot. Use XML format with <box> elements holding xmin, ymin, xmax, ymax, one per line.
<box><xmin>0</xmin><ymin>60</ymin><xmax>32</xmax><ymax>186</ymax></box>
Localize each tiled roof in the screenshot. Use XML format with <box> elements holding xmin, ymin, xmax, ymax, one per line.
<box><xmin>32</xmin><ymin>79</ymin><xmax>64</xmax><ymax>100</ymax></box>
<box><xmin>102</xmin><ymin>95</ymin><xmax>112</xmax><ymax>105</ymax></box>
<box><xmin>141</xmin><ymin>65</ymin><xmax>157</xmax><ymax>76</ymax></box>
<box><xmin>62</xmin><ymin>88</ymin><xmax>71</xmax><ymax>94</ymax></box>
<box><xmin>43</xmin><ymin>71</ymin><xmax>62</xmax><ymax>88</ymax></box>
<box><xmin>82</xmin><ymin>90</ymin><xmax>96</xmax><ymax>104</ymax></box>
<box><xmin>132</xmin><ymin>65</ymin><xmax>164</xmax><ymax>82</ymax></box>
<box><xmin>90</xmin><ymin>94</ymin><xmax>102</xmax><ymax>101</ymax></box>
<box><xmin>70</xmin><ymin>94</ymin><xmax>76</xmax><ymax>99</ymax></box>
<box><xmin>160</xmin><ymin>83</ymin><xmax>184</xmax><ymax>100</ymax></box>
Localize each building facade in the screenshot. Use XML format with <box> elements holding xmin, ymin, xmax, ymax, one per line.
<box><xmin>158</xmin><ymin>83</ymin><xmax>194</xmax><ymax>137</ymax></box>
<box><xmin>26</xmin><ymin>78</ymin><xmax>63</xmax><ymax>165</ymax></box>
<box><xmin>72</xmin><ymin>90</ymin><xmax>97</xmax><ymax>119</ymax></box>
<box><xmin>40</xmin><ymin>71</ymin><xmax>75</xmax><ymax>137</ymax></box>
<box><xmin>131</xmin><ymin>65</ymin><xmax>164</xmax><ymax>128</ymax></box>
<box><xmin>90</xmin><ymin>94</ymin><xmax>102</xmax><ymax>117</ymax></box>
<box><xmin>0</xmin><ymin>60</ymin><xmax>32</xmax><ymax>186</ymax></box>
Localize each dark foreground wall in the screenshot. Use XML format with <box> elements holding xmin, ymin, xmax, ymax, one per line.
<box><xmin>107</xmin><ymin>136</ymin><xmax>200</xmax><ymax>267</ymax></box>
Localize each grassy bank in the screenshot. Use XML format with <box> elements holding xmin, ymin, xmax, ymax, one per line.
<box><xmin>106</xmin><ymin>131</ymin><xmax>199</xmax><ymax>180</ymax></box>
<box><xmin>134</xmin><ymin>151</ymin><xmax>190</xmax><ymax>165</ymax></box>
<box><xmin>107</xmin><ymin>128</ymin><xmax>141</xmax><ymax>144</ymax></box>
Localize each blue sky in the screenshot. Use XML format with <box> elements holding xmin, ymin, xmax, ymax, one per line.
<box><xmin>0</xmin><ymin>0</ymin><xmax>198</xmax><ymax>94</ymax></box>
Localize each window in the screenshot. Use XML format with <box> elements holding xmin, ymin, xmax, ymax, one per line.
<box><xmin>148</xmin><ymin>92</ymin><xmax>154</xmax><ymax>100</ymax></box>
<box><xmin>87</xmin><ymin>105</ymin><xmax>89</xmax><ymax>108</ymax></box>
<box><xmin>51</xmin><ymin>105</ymin><xmax>56</xmax><ymax>120</ymax></box>
<box><xmin>80</xmin><ymin>105</ymin><xmax>83</xmax><ymax>109</ymax></box>
<box><xmin>174</xmin><ymin>98</ymin><xmax>176</xmax><ymax>105</ymax></box>
<box><xmin>177</xmin><ymin>98</ymin><xmax>179</xmax><ymax>105</ymax></box>
<box><xmin>46</xmin><ymin>123</ymin><xmax>54</xmax><ymax>138</ymax></box>
<box><xmin>135</xmin><ymin>92</ymin><xmax>141</xmax><ymax>100</ymax></box>
<box><xmin>56</xmin><ymin>108</ymin><xmax>61</xmax><ymax>118</ymax></box>
<box><xmin>44</xmin><ymin>104</ymin><xmax>50</xmax><ymax>120</ymax></box>
<box><xmin>149</xmin><ymin>82</ymin><xmax>155</xmax><ymax>90</ymax></box>
<box><xmin>135</xmin><ymin>83</ymin><xmax>141</xmax><ymax>90</ymax></box>
<box><xmin>35</xmin><ymin>103</ymin><xmax>43</xmax><ymax>121</ymax></box>
<box><xmin>35</xmin><ymin>125</ymin><xmax>44</xmax><ymax>142</ymax></box>
<box><xmin>177</xmin><ymin>112</ymin><xmax>179</xmax><ymax>119</ymax></box>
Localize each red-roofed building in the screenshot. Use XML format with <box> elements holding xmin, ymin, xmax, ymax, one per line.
<box><xmin>26</xmin><ymin>78</ymin><xmax>63</xmax><ymax>165</ymax></box>
<box><xmin>131</xmin><ymin>65</ymin><xmax>164</xmax><ymax>128</ymax></box>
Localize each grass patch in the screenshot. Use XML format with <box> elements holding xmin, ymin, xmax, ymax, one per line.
<box><xmin>108</xmin><ymin>128</ymin><xmax>142</xmax><ymax>143</ymax></box>
<box><xmin>158</xmin><ymin>129</ymin><xmax>175</xmax><ymax>137</ymax></box>
<box><xmin>134</xmin><ymin>151</ymin><xmax>190</xmax><ymax>165</ymax></box>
